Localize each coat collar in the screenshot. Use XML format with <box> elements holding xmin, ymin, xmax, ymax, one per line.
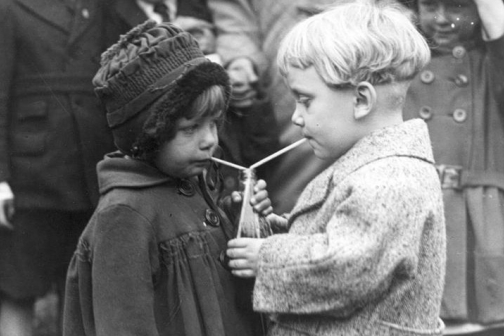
<box><xmin>16</xmin><ymin>0</ymin><xmax>98</xmax><ymax>46</ymax></box>
<box><xmin>289</xmin><ymin>119</ymin><xmax>434</xmax><ymax>220</ymax></box>
<box><xmin>97</xmin><ymin>151</ymin><xmax>174</xmax><ymax>194</ymax></box>
<box><xmin>114</xmin><ymin>0</ymin><xmax>149</xmax><ymax>29</ymax></box>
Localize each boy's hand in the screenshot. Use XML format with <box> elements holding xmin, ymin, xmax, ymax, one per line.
<box><xmin>231</xmin><ymin>179</ymin><xmax>273</xmax><ymax>217</ymax></box>
<box><xmin>265</xmin><ymin>213</ymin><xmax>289</xmax><ymax>233</ymax></box>
<box><xmin>0</xmin><ymin>182</ymin><xmax>14</xmax><ymax>230</ymax></box>
<box><xmin>227</xmin><ymin>238</ymin><xmax>264</xmax><ymax>277</ymax></box>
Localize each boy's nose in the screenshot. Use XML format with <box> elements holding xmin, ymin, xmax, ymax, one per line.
<box><xmin>291</xmin><ymin>107</ymin><xmax>304</xmax><ymax>127</ymax></box>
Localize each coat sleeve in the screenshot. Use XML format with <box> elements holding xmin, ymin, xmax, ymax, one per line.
<box><xmin>253</xmin><ymin>161</ymin><xmax>437</xmax><ymax>317</ymax></box>
<box><xmin>208</xmin><ymin>0</ymin><xmax>267</xmax><ymax>75</ymax></box>
<box><xmin>92</xmin><ymin>205</ymin><xmax>160</xmax><ymax>336</ymax></box>
<box><xmin>0</xmin><ymin>1</ymin><xmax>15</xmax><ymax>182</ymax></box>
<box><xmin>485</xmin><ymin>33</ymin><xmax>504</xmax><ymax>108</ymax></box>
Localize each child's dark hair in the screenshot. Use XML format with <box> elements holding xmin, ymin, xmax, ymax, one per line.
<box><xmin>133</xmin><ymin>83</ymin><xmax>228</xmax><ymax>161</ymax></box>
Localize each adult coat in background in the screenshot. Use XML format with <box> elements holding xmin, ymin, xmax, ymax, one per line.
<box><xmin>0</xmin><ymin>0</ymin><xmax>115</xmax><ymax>210</ymax></box>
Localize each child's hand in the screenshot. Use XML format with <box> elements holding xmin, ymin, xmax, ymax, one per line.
<box><xmin>0</xmin><ymin>182</ymin><xmax>14</xmax><ymax>230</ymax></box>
<box><xmin>227</xmin><ymin>238</ymin><xmax>264</xmax><ymax>277</ymax></box>
<box><xmin>474</xmin><ymin>0</ymin><xmax>504</xmax><ymax>40</ymax></box>
<box><xmin>265</xmin><ymin>213</ymin><xmax>289</xmax><ymax>233</ymax></box>
<box><xmin>231</xmin><ymin>179</ymin><xmax>273</xmax><ymax>217</ymax></box>
<box><xmin>226</xmin><ymin>57</ymin><xmax>259</xmax><ymax>108</ymax></box>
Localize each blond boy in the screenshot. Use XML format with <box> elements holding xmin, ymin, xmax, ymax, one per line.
<box><xmin>226</xmin><ymin>1</ymin><xmax>447</xmax><ymax>335</ymax></box>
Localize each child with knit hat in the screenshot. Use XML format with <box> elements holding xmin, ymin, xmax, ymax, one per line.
<box><xmin>62</xmin><ymin>21</ymin><xmax>270</xmax><ymax>336</ymax></box>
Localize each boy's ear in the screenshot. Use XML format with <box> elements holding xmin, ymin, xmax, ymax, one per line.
<box><xmin>353</xmin><ymin>81</ymin><xmax>376</xmax><ymax>120</ymax></box>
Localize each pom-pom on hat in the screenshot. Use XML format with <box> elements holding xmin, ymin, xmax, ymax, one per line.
<box><xmin>93</xmin><ymin>20</ymin><xmax>231</xmax><ymax>157</ymax></box>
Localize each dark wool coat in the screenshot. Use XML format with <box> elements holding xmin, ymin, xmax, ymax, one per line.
<box><xmin>404</xmin><ymin>36</ymin><xmax>504</xmax><ymax>324</ymax></box>
<box><xmin>0</xmin><ymin>0</ymin><xmax>115</xmax><ymax>210</ymax></box>
<box><xmin>63</xmin><ymin>152</ymin><xmax>264</xmax><ymax>336</ymax></box>
<box><xmin>253</xmin><ymin>120</ymin><xmax>446</xmax><ymax>336</ymax></box>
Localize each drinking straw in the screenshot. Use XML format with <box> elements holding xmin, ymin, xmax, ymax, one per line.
<box><xmin>249</xmin><ymin>138</ymin><xmax>307</xmax><ymax>170</ymax></box>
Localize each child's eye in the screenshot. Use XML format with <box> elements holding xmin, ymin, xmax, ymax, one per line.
<box><xmin>181</xmin><ymin>124</ymin><xmax>199</xmax><ymax>134</ymax></box>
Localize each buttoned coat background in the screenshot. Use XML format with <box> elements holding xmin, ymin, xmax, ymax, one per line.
<box><xmin>253</xmin><ymin>120</ymin><xmax>446</xmax><ymax>336</ymax></box>
<box><xmin>0</xmin><ymin>0</ymin><xmax>116</xmax><ymax>211</ymax></box>
<box><xmin>404</xmin><ymin>36</ymin><xmax>504</xmax><ymax>324</ymax></box>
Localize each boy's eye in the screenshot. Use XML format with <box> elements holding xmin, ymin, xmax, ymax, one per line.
<box><xmin>296</xmin><ymin>96</ymin><xmax>312</xmax><ymax>108</ymax></box>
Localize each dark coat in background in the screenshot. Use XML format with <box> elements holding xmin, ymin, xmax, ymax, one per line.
<box><xmin>0</xmin><ymin>0</ymin><xmax>115</xmax><ymax>210</ymax></box>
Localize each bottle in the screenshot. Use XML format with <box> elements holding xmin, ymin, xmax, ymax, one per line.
<box><xmin>237</xmin><ymin>169</ymin><xmax>273</xmax><ymax>238</ymax></box>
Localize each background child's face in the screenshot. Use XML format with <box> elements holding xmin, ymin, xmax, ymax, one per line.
<box><xmin>154</xmin><ymin>115</ymin><xmax>219</xmax><ymax>178</ymax></box>
<box><xmin>418</xmin><ymin>0</ymin><xmax>480</xmax><ymax>49</ymax></box>
<box><xmin>287</xmin><ymin>66</ymin><xmax>360</xmax><ymax>162</ymax></box>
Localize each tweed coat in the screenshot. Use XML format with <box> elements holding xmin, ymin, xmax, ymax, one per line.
<box><xmin>0</xmin><ymin>0</ymin><xmax>115</xmax><ymax>210</ymax></box>
<box><xmin>403</xmin><ymin>36</ymin><xmax>504</xmax><ymax>324</ymax></box>
<box><xmin>253</xmin><ymin>119</ymin><xmax>446</xmax><ymax>336</ymax></box>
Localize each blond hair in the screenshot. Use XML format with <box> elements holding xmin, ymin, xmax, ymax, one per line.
<box><xmin>277</xmin><ymin>0</ymin><xmax>430</xmax><ymax>87</ymax></box>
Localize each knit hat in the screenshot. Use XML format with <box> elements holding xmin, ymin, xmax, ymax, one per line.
<box><xmin>93</xmin><ymin>20</ymin><xmax>231</xmax><ymax>158</ymax></box>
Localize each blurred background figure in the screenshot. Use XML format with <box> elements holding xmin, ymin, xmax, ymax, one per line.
<box><xmin>238</xmin><ymin>0</ymin><xmax>344</xmax><ymax>214</ymax></box>
<box><xmin>0</xmin><ymin>0</ymin><xmax>116</xmax><ymax>335</ymax></box>
<box><xmin>402</xmin><ymin>0</ymin><xmax>504</xmax><ymax>335</ymax></box>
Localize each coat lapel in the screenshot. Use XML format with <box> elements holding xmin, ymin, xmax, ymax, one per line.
<box><xmin>68</xmin><ymin>0</ymin><xmax>99</xmax><ymax>46</ymax></box>
<box><xmin>16</xmin><ymin>0</ymin><xmax>71</xmax><ymax>33</ymax></box>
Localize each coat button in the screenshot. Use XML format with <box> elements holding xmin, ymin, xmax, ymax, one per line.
<box><xmin>205</xmin><ymin>209</ymin><xmax>220</xmax><ymax>227</ymax></box>
<box><xmin>420</xmin><ymin>70</ymin><xmax>435</xmax><ymax>84</ymax></box>
<box><xmin>454</xmin><ymin>74</ymin><xmax>469</xmax><ymax>87</ymax></box>
<box><xmin>452</xmin><ymin>46</ymin><xmax>466</xmax><ymax>59</ymax></box>
<box><xmin>453</xmin><ymin>109</ymin><xmax>467</xmax><ymax>123</ymax></box>
<box><xmin>218</xmin><ymin>250</ymin><xmax>231</xmax><ymax>271</ymax></box>
<box><xmin>177</xmin><ymin>179</ymin><xmax>195</xmax><ymax>196</ymax></box>
<box><xmin>82</xmin><ymin>8</ymin><xmax>90</xmax><ymax>19</ymax></box>
<box><xmin>419</xmin><ymin>106</ymin><xmax>433</xmax><ymax>120</ymax></box>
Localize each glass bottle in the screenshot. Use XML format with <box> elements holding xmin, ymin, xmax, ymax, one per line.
<box><xmin>237</xmin><ymin>169</ymin><xmax>273</xmax><ymax>238</ymax></box>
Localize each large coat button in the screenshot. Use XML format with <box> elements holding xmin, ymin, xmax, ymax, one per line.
<box><xmin>177</xmin><ymin>179</ymin><xmax>195</xmax><ymax>196</ymax></box>
<box><xmin>420</xmin><ymin>70</ymin><xmax>435</xmax><ymax>84</ymax></box>
<box><xmin>419</xmin><ymin>106</ymin><xmax>433</xmax><ymax>120</ymax></box>
<box><xmin>453</xmin><ymin>109</ymin><xmax>467</xmax><ymax>123</ymax></box>
<box><xmin>452</xmin><ymin>46</ymin><xmax>466</xmax><ymax>59</ymax></box>
<box><xmin>205</xmin><ymin>209</ymin><xmax>220</xmax><ymax>227</ymax></box>
<box><xmin>454</xmin><ymin>74</ymin><xmax>469</xmax><ymax>87</ymax></box>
